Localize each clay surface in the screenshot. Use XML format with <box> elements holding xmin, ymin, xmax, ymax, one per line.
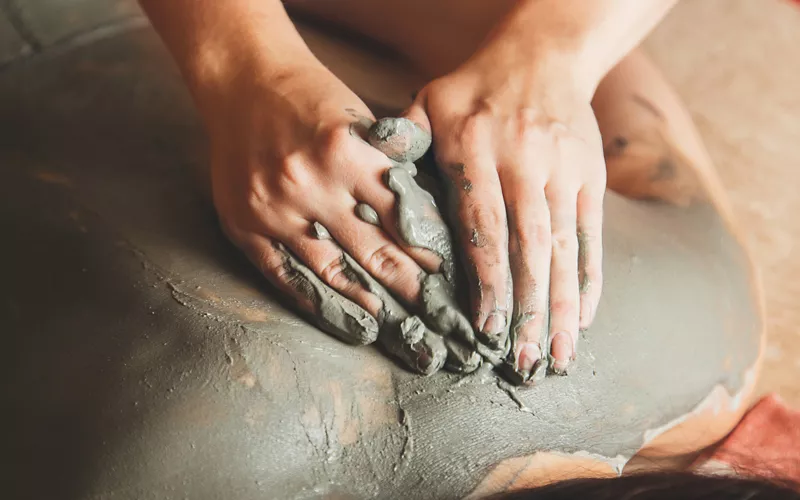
<box><xmin>0</xmin><ymin>27</ymin><xmax>761</xmax><ymax>500</ymax></box>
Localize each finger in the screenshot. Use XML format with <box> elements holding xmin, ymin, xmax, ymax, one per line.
<box><xmin>238</xmin><ymin>233</ymin><xmax>379</xmax><ymax>346</ymax></box>
<box><xmin>356</xmin><ymin>114</ymin><xmax>446</xmax><ymax>274</ymax></box>
<box><xmin>503</xmin><ymin>184</ymin><xmax>552</xmax><ymax>384</ymax></box>
<box><xmin>444</xmin><ymin>337</ymin><xmax>482</xmax><ymax>374</ymax></box>
<box><xmin>399</xmin><ymin>90</ymin><xmax>432</xmax><ymax>136</ymax></box>
<box><xmin>545</xmin><ymin>185</ymin><xmax>581</xmax><ymax>374</ymax></box>
<box><xmin>379</xmin><ymin>315</ymin><xmax>449</xmax><ymax>376</ymax></box>
<box><xmin>292</xmin><ymin>221</ymin><xmax>448</xmax><ymax>375</ymax></box>
<box><xmin>351</xmin><ymin>148</ymin><xmax>485</xmax><ymax>353</ymax></box>
<box><xmin>367</xmin><ymin>116</ymin><xmax>432</xmax><ymax>165</ymax></box>
<box><xmin>577</xmin><ymin>186</ymin><xmax>605</xmax><ymax>330</ymax></box>
<box><xmin>285</xmin><ymin>221</ymin><xmax>385</xmax><ymax>319</ymax></box>
<box><xmin>440</xmin><ymin>148</ymin><xmax>511</xmax><ymax>349</ymax></box>
<box><xmin>324</xmin><ymin>208</ymin><xmax>425</xmax><ymax>306</ymax></box>
<box><xmin>352</xmin><ymin>177</ymin><xmax>444</xmax><ymax>275</ymax></box>
<box><xmin>336</xmin><ymin>251</ymin><xmax>448</xmax><ymax>376</ymax></box>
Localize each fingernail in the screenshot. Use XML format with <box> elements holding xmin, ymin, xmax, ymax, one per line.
<box><xmin>481</xmin><ymin>311</ymin><xmax>507</xmax><ymax>341</ymax></box>
<box><xmin>413</xmin><ymin>336</ymin><xmax>447</xmax><ymax>376</ymax></box>
<box><xmin>415</xmin><ymin>347</ymin><xmax>435</xmax><ymax>373</ymax></box>
<box><xmin>550</xmin><ymin>332</ymin><xmax>574</xmax><ymax>374</ymax></box>
<box><xmin>516</xmin><ymin>342</ymin><xmax>542</xmax><ymax>374</ymax></box>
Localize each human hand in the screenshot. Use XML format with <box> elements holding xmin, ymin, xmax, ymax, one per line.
<box><xmin>402</xmin><ymin>49</ymin><xmax>606</xmax><ymax>382</ymax></box>
<box><xmin>202</xmin><ymin>58</ymin><xmax>485</xmax><ymax>375</ymax></box>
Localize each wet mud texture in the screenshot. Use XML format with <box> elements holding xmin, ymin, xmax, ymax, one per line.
<box><xmin>365</xmin><ymin>117</ymin><xmax>507</xmax><ymax>370</ymax></box>
<box><xmin>312</xmin><ymin>221</ymin><xmax>450</xmax><ymax>375</ymax></box>
<box><xmin>0</xmin><ymin>28</ymin><xmax>761</xmax><ymax>499</ymax></box>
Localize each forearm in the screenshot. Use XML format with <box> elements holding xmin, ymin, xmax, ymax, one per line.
<box><xmin>138</xmin><ymin>0</ymin><xmax>317</xmax><ymax>103</ymax></box>
<box><xmin>480</xmin><ymin>0</ymin><xmax>678</xmax><ymax>98</ymax></box>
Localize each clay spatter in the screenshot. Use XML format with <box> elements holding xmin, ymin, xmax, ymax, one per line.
<box><xmin>355</xmin><ymin>203</ymin><xmax>381</xmax><ymax>226</ymax></box>
<box><xmin>312</xmin><ymin>221</ymin><xmax>331</xmax><ymax>240</ymax></box>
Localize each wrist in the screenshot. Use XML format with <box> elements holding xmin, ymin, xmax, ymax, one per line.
<box><xmin>465</xmin><ymin>35</ymin><xmax>600</xmax><ymax>104</ymax></box>
<box><xmin>467</xmin><ymin>0</ymin><xmax>617</xmax><ymax>101</ymax></box>
<box><xmin>183</xmin><ymin>34</ymin><xmax>319</xmax><ymax>115</ymax></box>
<box><xmin>141</xmin><ymin>0</ymin><xmax>320</xmax><ymax>115</ymax></box>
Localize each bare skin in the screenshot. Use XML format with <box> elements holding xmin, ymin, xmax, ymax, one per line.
<box><xmin>138</xmin><ymin>0</ymin><xmax>679</xmax><ymax>380</ymax></box>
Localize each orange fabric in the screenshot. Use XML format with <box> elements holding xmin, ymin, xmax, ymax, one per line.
<box><xmin>693</xmin><ymin>394</ymin><xmax>800</xmax><ymax>482</ymax></box>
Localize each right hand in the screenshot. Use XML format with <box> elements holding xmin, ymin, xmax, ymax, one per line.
<box><xmin>201</xmin><ymin>58</ymin><xmax>480</xmax><ymax>374</ymax></box>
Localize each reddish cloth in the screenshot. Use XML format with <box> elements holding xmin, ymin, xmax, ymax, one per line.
<box><xmin>693</xmin><ymin>394</ymin><xmax>800</xmax><ymax>483</ymax></box>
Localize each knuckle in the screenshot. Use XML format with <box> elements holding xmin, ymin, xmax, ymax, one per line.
<box><xmin>320</xmin><ymin>125</ymin><xmax>353</xmax><ymax>159</ymax></box>
<box><xmin>244</xmin><ymin>186</ymin><xmax>270</xmax><ymax>214</ymax></box>
<box><xmin>365</xmin><ymin>244</ymin><xmax>406</xmax><ymax>284</ymax></box>
<box><xmin>549</xmin><ymin>298</ymin><xmax>577</xmax><ymax>318</ymax></box>
<box><xmin>551</xmin><ymin>230</ymin><xmax>578</xmax><ymax>253</ymax></box>
<box><xmin>466</xmin><ymin>204</ymin><xmax>505</xmax><ymax>244</ymax></box>
<box><xmin>515</xmin><ymin>108</ymin><xmax>547</xmax><ymax>143</ymax></box>
<box><xmin>515</xmin><ymin>219</ymin><xmax>551</xmax><ymax>253</ymax></box>
<box><xmin>236</xmin><ymin>194</ymin><xmax>279</xmax><ymax>236</ymax></box>
<box><xmin>265</xmin><ymin>250</ymin><xmax>291</xmax><ymax>283</ymax></box>
<box><xmin>319</xmin><ymin>256</ymin><xmax>352</xmax><ymax>290</ymax></box>
<box><xmin>459</xmin><ymin>111</ymin><xmax>490</xmax><ymax>144</ymax></box>
<box><xmin>275</xmin><ymin>154</ymin><xmax>312</xmax><ymax>195</ymax></box>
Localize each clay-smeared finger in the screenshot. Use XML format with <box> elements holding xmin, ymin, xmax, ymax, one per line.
<box><xmin>297</xmin><ymin>222</ymin><xmax>448</xmax><ymax>375</ymax></box>
<box><xmin>577</xmin><ymin>187</ymin><xmax>604</xmax><ymax>330</ymax></box>
<box><xmin>328</xmin><ymin>211</ymin><xmax>483</xmax><ymax>360</ymax></box>
<box><xmin>504</xmin><ymin>187</ymin><xmax>552</xmax><ymax>383</ymax></box>
<box><xmin>546</xmin><ymin>187</ymin><xmax>581</xmax><ymax>374</ymax></box>
<box><xmin>325</xmin><ymin>210</ymin><xmax>425</xmax><ymax>306</ymax></box>
<box><xmin>443</xmin><ymin>156</ymin><xmax>511</xmax><ymax>349</ymax></box>
<box><xmin>379</xmin><ymin>315</ymin><xmax>448</xmax><ymax>376</ymax></box>
<box><xmin>351</xmin><ymin>182</ymin><xmax>444</xmax><ymax>275</ymax></box>
<box><xmin>286</xmin><ymin>222</ymin><xmax>384</xmax><ymax>319</ymax></box>
<box><xmin>444</xmin><ymin>337</ymin><xmax>482</xmax><ymax>374</ymax></box>
<box><xmin>351</xmin><ymin>170</ymin><xmax>489</xmax><ymax>366</ymax></box>
<box><xmin>240</xmin><ymin>235</ymin><xmax>379</xmax><ymax>346</ymax></box>
<box><xmin>333</xmin><ymin>251</ymin><xmax>448</xmax><ymax>376</ymax></box>
<box><xmin>367</xmin><ymin>117</ymin><xmax>432</xmax><ymax>164</ymax></box>
<box><xmin>417</xmin><ymin>272</ymin><xmax>504</xmax><ymax>362</ymax></box>
<box><xmin>358</xmin><ymin>116</ymin><xmax>455</xmax><ymax>277</ymax></box>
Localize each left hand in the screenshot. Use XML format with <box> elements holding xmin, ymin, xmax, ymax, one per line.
<box><xmin>402</xmin><ymin>47</ymin><xmax>606</xmax><ymax>381</ymax></box>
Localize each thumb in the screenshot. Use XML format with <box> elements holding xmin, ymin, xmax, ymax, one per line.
<box><xmin>367</xmin><ymin>91</ymin><xmax>432</xmax><ymax>164</ymax></box>
<box><xmin>401</xmin><ymin>89</ymin><xmax>431</xmax><ymax>135</ymax></box>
